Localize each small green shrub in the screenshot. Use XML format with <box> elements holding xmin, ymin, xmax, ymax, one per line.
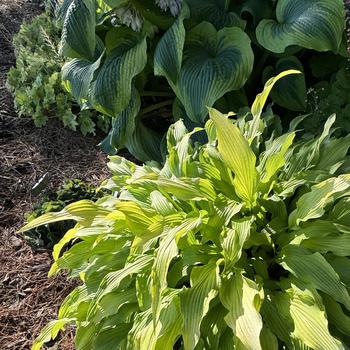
<box><xmin>23</xmin><ymin>73</ymin><xmax>350</xmax><ymax>349</ymax></box>
<box><xmin>25</xmin><ymin>179</ymin><xmax>106</xmax><ymax>247</ymax></box>
<box><xmin>6</xmin><ymin>13</ymin><xmax>110</xmax><ymax>135</ymax></box>
<box><xmin>57</xmin><ymin>0</ymin><xmax>348</xmax><ymax>161</ymax></box>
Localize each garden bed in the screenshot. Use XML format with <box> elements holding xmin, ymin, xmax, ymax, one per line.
<box><xmin>0</xmin><ymin>1</ymin><xmax>109</xmax><ymax>348</ymax></box>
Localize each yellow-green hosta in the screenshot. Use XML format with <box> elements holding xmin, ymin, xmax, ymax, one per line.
<box><xmin>23</xmin><ymin>74</ymin><xmax>350</xmax><ymax>350</ymax></box>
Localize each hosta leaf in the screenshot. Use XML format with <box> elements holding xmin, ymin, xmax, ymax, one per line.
<box><xmin>281</xmin><ymin>246</ymin><xmax>350</xmax><ymax>310</ymax></box>
<box><xmin>263</xmin><ymin>56</ymin><xmax>307</xmax><ymax>111</ymax></box>
<box><xmin>209</xmin><ymin>108</ymin><xmax>257</xmax><ymax>204</ymax></box>
<box><xmin>90</xmin><ymin>32</ymin><xmax>147</xmax><ymax>117</ymax></box>
<box><xmin>222</xmin><ymin>218</ymin><xmax>252</xmax><ymax>269</ymax></box>
<box><xmin>289</xmin><ymin>285</ymin><xmax>345</xmax><ymax>350</ymax></box>
<box><xmin>154</xmin><ymin>5</ymin><xmax>187</xmax><ymax>85</ymax></box>
<box><xmin>92</xmin><ymin>254</ymin><xmax>154</xmax><ymax>311</ymax></box>
<box><xmin>260</xmin><ymin>327</ymin><xmax>278</xmax><ymax>350</ymax></box>
<box><xmin>155</xmin><ymin>177</ymin><xmax>216</xmax><ymax>201</ymax></box>
<box><xmin>288</xmin><ymin>175</ymin><xmax>350</xmax><ymax>228</ymax></box>
<box><xmin>259</xmin><ymin>132</ymin><xmax>296</xmax><ymax>184</ymax></box>
<box><xmin>124</xmin><ymin>119</ymin><xmax>163</xmax><ymax>163</ymax></box>
<box><xmin>156</xmin><ymin>22</ymin><xmax>253</xmax><ymax>123</ymax></box>
<box><xmin>180</xmin><ymin>263</ymin><xmax>220</xmax><ymax>350</ymax></box>
<box><xmin>249</xmin><ymin>70</ymin><xmax>301</xmax><ymax>140</ymax></box>
<box><xmin>230</xmin><ymin>0</ymin><xmax>273</xmax><ymax>25</ymax></box>
<box><xmin>180</xmin><ymin>23</ymin><xmax>253</xmax><ymax>122</ymax></box>
<box><xmin>256</xmin><ymin>0</ymin><xmax>345</xmax><ymax>53</ymax></box>
<box><xmin>152</xmin><ymin>217</ymin><xmax>202</xmax><ymax>323</ymax></box>
<box><xmin>301</xmin><ymin>234</ymin><xmax>350</xmax><ymax>256</ymax></box>
<box><xmin>94</xmin><ymin>323</ymin><xmax>132</xmax><ymax>350</ymax></box>
<box><xmin>127</xmin><ymin>291</ymin><xmax>182</xmax><ymax>350</ymax></box>
<box><xmin>62</xmin><ymin>54</ymin><xmax>103</xmax><ymax>103</ymax></box>
<box><xmin>187</xmin><ymin>0</ymin><xmax>246</xmax><ymax>30</ymax></box>
<box><xmin>32</xmin><ymin>318</ymin><xmax>74</xmax><ymax>350</ymax></box>
<box><xmin>261</xmin><ymin>293</ymin><xmax>293</xmax><ymax>347</ymax></box>
<box><xmin>20</xmin><ymin>200</ymin><xmax>110</xmax><ymax>231</ymax></box>
<box><xmin>61</xmin><ymin>0</ymin><xmax>96</xmax><ymax>60</ymax></box>
<box><xmin>316</xmin><ymin>134</ymin><xmax>350</xmax><ymax>173</ymax></box>
<box><xmin>220</xmin><ymin>272</ymin><xmax>264</xmax><ymax>350</ymax></box>
<box><xmin>323</xmin><ymin>294</ymin><xmax>350</xmax><ymax>336</ymax></box>
<box><xmin>101</xmin><ymin>87</ymin><xmax>140</xmax><ymax>152</ymax></box>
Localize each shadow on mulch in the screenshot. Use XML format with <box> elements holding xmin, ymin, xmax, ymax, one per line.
<box><xmin>0</xmin><ymin>1</ymin><xmax>110</xmax><ymax>349</ymax></box>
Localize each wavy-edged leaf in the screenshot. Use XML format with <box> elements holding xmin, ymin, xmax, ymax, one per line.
<box><xmin>187</xmin><ymin>0</ymin><xmax>246</xmax><ymax>30</ymax></box>
<box><xmin>127</xmin><ymin>291</ymin><xmax>182</xmax><ymax>350</ymax></box>
<box><xmin>180</xmin><ymin>23</ymin><xmax>253</xmax><ymax>122</ymax></box>
<box><xmin>157</xmin><ymin>22</ymin><xmax>253</xmax><ymax>123</ymax></box>
<box><xmin>323</xmin><ymin>294</ymin><xmax>350</xmax><ymax>336</ymax></box>
<box><xmin>281</xmin><ymin>246</ymin><xmax>350</xmax><ymax>310</ymax></box>
<box><xmin>88</xmin><ymin>254</ymin><xmax>153</xmax><ymax>319</ymax></box>
<box><xmin>289</xmin><ymin>285</ymin><xmax>345</xmax><ymax>350</ymax></box>
<box><xmin>124</xmin><ymin>118</ymin><xmax>163</xmax><ymax>163</ymax></box>
<box><xmin>256</xmin><ymin>0</ymin><xmax>345</xmax><ymax>53</ymax></box>
<box><xmin>259</xmin><ymin>132</ymin><xmax>296</xmax><ymax>184</ymax></box>
<box><xmin>263</xmin><ymin>56</ymin><xmax>307</xmax><ymax>111</ymax></box>
<box><xmin>62</xmin><ymin>54</ymin><xmax>103</xmax><ymax>103</ymax></box>
<box><xmin>151</xmin><ymin>217</ymin><xmax>202</xmax><ymax>323</ymax></box>
<box><xmin>101</xmin><ymin>86</ymin><xmax>140</xmax><ymax>153</ymax></box>
<box><xmin>249</xmin><ymin>70</ymin><xmax>301</xmax><ymax>140</ymax></box>
<box><xmin>32</xmin><ymin>318</ymin><xmax>74</xmax><ymax>350</ymax></box>
<box><xmin>61</xmin><ymin>0</ymin><xmax>96</xmax><ymax>60</ymax></box>
<box><xmin>90</xmin><ymin>33</ymin><xmax>147</xmax><ymax>117</ymax></box>
<box><xmin>220</xmin><ymin>272</ymin><xmax>264</xmax><ymax>350</ymax></box>
<box><xmin>230</xmin><ymin>0</ymin><xmax>273</xmax><ymax>25</ymax></box>
<box><xmin>289</xmin><ymin>174</ymin><xmax>350</xmax><ymax>228</ymax></box>
<box><xmin>154</xmin><ymin>5</ymin><xmax>188</xmax><ymax>85</ymax></box>
<box><xmin>180</xmin><ymin>263</ymin><xmax>220</xmax><ymax>350</ymax></box>
<box><xmin>20</xmin><ymin>200</ymin><xmax>110</xmax><ymax>232</ymax></box>
<box><xmin>222</xmin><ymin>218</ymin><xmax>252</xmax><ymax>270</ymax></box>
<box><xmin>209</xmin><ymin>108</ymin><xmax>257</xmax><ymax>204</ymax></box>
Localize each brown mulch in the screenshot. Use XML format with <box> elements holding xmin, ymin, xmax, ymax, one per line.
<box><xmin>0</xmin><ymin>0</ymin><xmax>110</xmax><ymax>349</ymax></box>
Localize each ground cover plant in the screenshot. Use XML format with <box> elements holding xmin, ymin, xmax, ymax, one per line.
<box><xmin>56</xmin><ymin>0</ymin><xmax>348</xmax><ymax>161</ymax></box>
<box><xmin>22</xmin><ymin>73</ymin><xmax>350</xmax><ymax>349</ymax></box>
<box><xmin>6</xmin><ymin>11</ymin><xmax>110</xmax><ymax>135</ymax></box>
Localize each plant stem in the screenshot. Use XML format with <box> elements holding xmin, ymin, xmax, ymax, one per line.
<box><xmin>140</xmin><ymin>100</ymin><xmax>173</xmax><ymax>116</ymax></box>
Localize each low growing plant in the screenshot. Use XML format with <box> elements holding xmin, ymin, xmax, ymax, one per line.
<box><xmin>22</xmin><ymin>72</ymin><xmax>350</xmax><ymax>349</ymax></box>
<box><xmin>57</xmin><ymin>0</ymin><xmax>348</xmax><ymax>160</ymax></box>
<box><xmin>6</xmin><ymin>12</ymin><xmax>110</xmax><ymax>135</ymax></box>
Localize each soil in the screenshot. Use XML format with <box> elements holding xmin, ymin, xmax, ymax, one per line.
<box><xmin>0</xmin><ymin>1</ymin><xmax>110</xmax><ymax>348</ymax></box>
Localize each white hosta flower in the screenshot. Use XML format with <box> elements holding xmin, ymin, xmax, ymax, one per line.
<box><xmin>113</xmin><ymin>5</ymin><xmax>143</xmax><ymax>32</ymax></box>
<box><xmin>155</xmin><ymin>0</ymin><xmax>182</xmax><ymax>16</ymax></box>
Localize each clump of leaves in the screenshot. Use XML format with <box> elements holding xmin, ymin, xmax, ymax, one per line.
<box><xmin>307</xmin><ymin>63</ymin><xmax>350</xmax><ymax>133</ymax></box>
<box><xmin>25</xmin><ymin>179</ymin><xmax>106</xmax><ymax>248</ymax></box>
<box><xmin>23</xmin><ymin>73</ymin><xmax>350</xmax><ymax>349</ymax></box>
<box><xmin>6</xmin><ymin>12</ymin><xmax>110</xmax><ymax>135</ymax></box>
<box><xmin>58</xmin><ymin>0</ymin><xmax>347</xmax><ymax>161</ymax></box>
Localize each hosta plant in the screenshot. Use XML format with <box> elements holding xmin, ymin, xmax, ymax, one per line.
<box><xmin>57</xmin><ymin>0</ymin><xmax>347</xmax><ymax>160</ymax></box>
<box><xmin>23</xmin><ymin>73</ymin><xmax>350</xmax><ymax>349</ymax></box>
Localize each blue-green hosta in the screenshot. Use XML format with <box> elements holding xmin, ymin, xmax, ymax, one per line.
<box><xmin>57</xmin><ymin>0</ymin><xmax>347</xmax><ymax>161</ymax></box>
<box><xmin>23</xmin><ymin>74</ymin><xmax>350</xmax><ymax>349</ymax></box>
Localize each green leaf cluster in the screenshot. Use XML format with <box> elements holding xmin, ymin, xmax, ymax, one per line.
<box><xmin>23</xmin><ymin>76</ymin><xmax>350</xmax><ymax>349</ymax></box>
<box><xmin>6</xmin><ymin>12</ymin><xmax>110</xmax><ymax>135</ymax></box>
<box><xmin>57</xmin><ymin>0</ymin><xmax>347</xmax><ymax>160</ymax></box>
<box><xmin>307</xmin><ymin>63</ymin><xmax>350</xmax><ymax>134</ymax></box>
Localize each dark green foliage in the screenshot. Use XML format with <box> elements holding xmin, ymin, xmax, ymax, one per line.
<box><xmin>307</xmin><ymin>62</ymin><xmax>350</xmax><ymax>133</ymax></box>
<box><xmin>6</xmin><ymin>12</ymin><xmax>110</xmax><ymax>135</ymax></box>
<box><xmin>58</xmin><ymin>0</ymin><xmax>348</xmax><ymax>161</ymax></box>
<box><xmin>25</xmin><ymin>179</ymin><xmax>105</xmax><ymax>247</ymax></box>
